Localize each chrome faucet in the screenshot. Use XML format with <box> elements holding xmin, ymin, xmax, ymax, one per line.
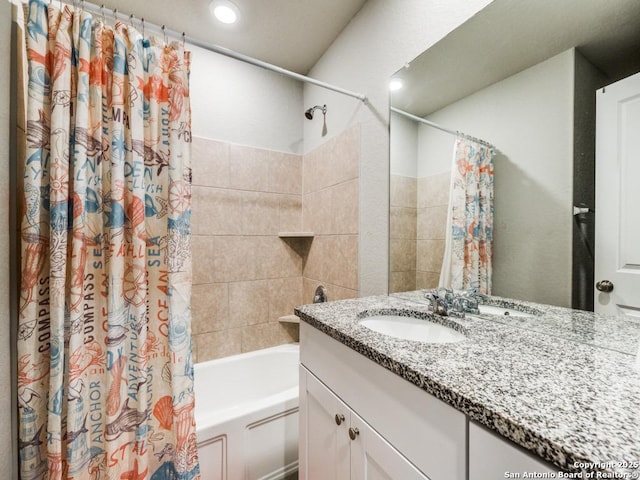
<box><xmin>423</xmin><ymin>288</ymin><xmax>487</xmax><ymax>317</ymax></box>
<box><xmin>424</xmin><ymin>291</ymin><xmax>449</xmax><ymax>316</ymax></box>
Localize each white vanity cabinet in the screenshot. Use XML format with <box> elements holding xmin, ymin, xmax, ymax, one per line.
<box><xmin>300</xmin><ymin>366</ymin><xmax>429</xmax><ymax>480</ymax></box>
<box><xmin>469</xmin><ymin>422</ymin><xmax>558</xmax><ymax>479</ymax></box>
<box><xmin>299</xmin><ymin>323</ymin><xmax>467</xmax><ymax>480</ymax></box>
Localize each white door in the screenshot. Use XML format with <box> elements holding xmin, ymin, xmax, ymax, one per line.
<box><xmin>595</xmin><ymin>72</ymin><xmax>640</xmax><ymax>316</ymax></box>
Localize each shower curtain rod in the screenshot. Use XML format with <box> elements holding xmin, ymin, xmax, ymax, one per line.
<box><xmin>72</xmin><ymin>0</ymin><xmax>368</xmax><ymax>103</ymax></box>
<box><xmin>390</xmin><ymin>107</ymin><xmax>494</xmax><ymax>149</ymax></box>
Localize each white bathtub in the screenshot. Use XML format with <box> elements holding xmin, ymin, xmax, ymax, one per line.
<box><xmin>195</xmin><ymin>343</ymin><xmax>300</xmax><ymax>480</ymax></box>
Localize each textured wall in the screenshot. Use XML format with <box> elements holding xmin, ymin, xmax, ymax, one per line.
<box><xmin>419</xmin><ymin>50</ymin><xmax>575</xmax><ymax>306</ymax></box>
<box><xmin>302</xmin><ymin>0</ymin><xmax>494</xmax><ymax>296</ymax></box>
<box><xmin>189</xmin><ymin>43</ymin><xmax>304</xmax><ymax>154</ymax></box>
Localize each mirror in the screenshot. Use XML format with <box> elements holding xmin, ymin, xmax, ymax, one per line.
<box><xmin>388</xmin><ymin>0</ymin><xmax>640</xmax><ymax>309</ymax></box>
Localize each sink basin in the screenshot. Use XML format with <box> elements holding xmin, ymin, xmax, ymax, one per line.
<box><xmin>358</xmin><ymin>314</ymin><xmax>465</xmax><ymax>343</ymax></box>
<box><xmin>476</xmin><ymin>304</ymin><xmax>533</xmax><ymax>317</ymax></box>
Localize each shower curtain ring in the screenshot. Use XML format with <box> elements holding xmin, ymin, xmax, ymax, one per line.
<box><xmin>112</xmin><ymin>8</ymin><xmax>117</xmax><ymax>22</ymax></box>
<box><xmin>100</xmin><ymin>4</ymin><xmax>105</xmax><ymax>23</ymax></box>
<box><xmin>162</xmin><ymin>25</ymin><xmax>167</xmax><ymax>44</ymax></box>
<box><xmin>129</xmin><ymin>13</ymin><xmax>134</xmax><ymax>28</ymax></box>
<box><xmin>141</xmin><ymin>18</ymin><xmax>145</xmax><ymax>39</ymax></box>
<box><xmin>182</xmin><ymin>32</ymin><xmax>186</xmax><ymax>48</ymax></box>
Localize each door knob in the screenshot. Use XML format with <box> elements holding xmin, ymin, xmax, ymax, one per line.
<box><xmin>335</xmin><ymin>414</ymin><xmax>345</xmax><ymax>426</ymax></box>
<box><xmin>596</xmin><ymin>280</ymin><xmax>614</xmax><ymax>292</ymax></box>
<box><xmin>348</xmin><ymin>427</ymin><xmax>359</xmax><ymax>440</ymax></box>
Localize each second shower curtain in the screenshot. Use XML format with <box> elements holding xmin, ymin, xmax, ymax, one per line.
<box><xmin>440</xmin><ymin>136</ymin><xmax>495</xmax><ymax>294</ymax></box>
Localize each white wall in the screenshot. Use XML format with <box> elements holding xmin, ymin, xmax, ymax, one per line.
<box><xmin>302</xmin><ymin>0</ymin><xmax>494</xmax><ymax>296</ymax></box>
<box><xmin>390</xmin><ymin>110</ymin><xmax>418</xmax><ymax>178</ymax></box>
<box><xmin>0</xmin><ymin>1</ymin><xmax>15</xmax><ymax>476</ymax></box>
<box><xmin>417</xmin><ymin>50</ymin><xmax>576</xmax><ymax>306</ymax></box>
<box><xmin>189</xmin><ymin>43</ymin><xmax>304</xmax><ymax>153</ymax></box>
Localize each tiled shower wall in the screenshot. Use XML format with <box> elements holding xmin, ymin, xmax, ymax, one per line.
<box><xmin>389</xmin><ymin>175</ymin><xmax>417</xmax><ymax>293</ymax></box>
<box><xmin>191</xmin><ymin>136</ymin><xmax>303</xmax><ymax>361</ymax></box>
<box><xmin>302</xmin><ymin>126</ymin><xmax>360</xmax><ymax>303</ymax></box>
<box><xmin>190</xmin><ymin>126</ymin><xmax>360</xmax><ymax>362</ymax></box>
<box><xmin>389</xmin><ymin>172</ymin><xmax>450</xmax><ymax>293</ymax></box>
<box><xmin>416</xmin><ymin>172</ymin><xmax>449</xmax><ymax>289</ymax></box>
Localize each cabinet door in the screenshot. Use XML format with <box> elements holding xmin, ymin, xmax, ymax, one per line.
<box><xmin>350</xmin><ymin>412</ymin><xmax>431</xmax><ymax>480</ymax></box>
<box><xmin>300</xmin><ymin>367</ymin><xmax>350</xmax><ymax>480</ymax></box>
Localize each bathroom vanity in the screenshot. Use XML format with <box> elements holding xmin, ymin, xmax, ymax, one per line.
<box><xmin>296</xmin><ymin>292</ymin><xmax>640</xmax><ymax>479</ymax></box>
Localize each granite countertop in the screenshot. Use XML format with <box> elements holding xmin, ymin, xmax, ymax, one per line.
<box><xmin>295</xmin><ymin>291</ymin><xmax>640</xmax><ymax>476</ymax></box>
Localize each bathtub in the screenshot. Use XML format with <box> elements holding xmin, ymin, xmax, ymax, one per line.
<box><xmin>195</xmin><ymin>343</ymin><xmax>300</xmax><ymax>480</ymax></box>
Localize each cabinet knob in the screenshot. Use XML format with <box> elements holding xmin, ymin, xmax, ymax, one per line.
<box><xmin>334</xmin><ymin>413</ymin><xmax>345</xmax><ymax>426</ymax></box>
<box><xmin>348</xmin><ymin>427</ymin><xmax>359</xmax><ymax>440</ymax></box>
<box><xmin>596</xmin><ymin>280</ymin><xmax>614</xmax><ymax>293</ymax></box>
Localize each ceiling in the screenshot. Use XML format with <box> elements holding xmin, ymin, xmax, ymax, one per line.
<box><xmin>391</xmin><ymin>0</ymin><xmax>640</xmax><ymax>117</ymax></box>
<box><xmin>92</xmin><ymin>0</ymin><xmax>368</xmax><ymax>74</ymax></box>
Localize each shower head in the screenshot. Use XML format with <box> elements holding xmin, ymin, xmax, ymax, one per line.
<box><xmin>304</xmin><ymin>104</ymin><xmax>327</xmax><ymax>120</ymax></box>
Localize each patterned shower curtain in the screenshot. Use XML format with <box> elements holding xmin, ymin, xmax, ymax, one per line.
<box><xmin>18</xmin><ymin>0</ymin><xmax>200</xmax><ymax>478</ymax></box>
<box><xmin>440</xmin><ymin>136</ymin><xmax>495</xmax><ymax>294</ymax></box>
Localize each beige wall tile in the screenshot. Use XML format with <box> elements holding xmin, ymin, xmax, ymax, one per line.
<box><xmin>242</xmin><ymin>191</ymin><xmax>280</xmax><ymax>235</ymax></box>
<box><xmin>325</xmin><ymin>283</ymin><xmax>359</xmax><ymax>301</ymax></box>
<box><xmin>211</xmin><ymin>236</ymin><xmax>258</xmax><ymax>282</ymax></box>
<box><xmin>192</xmin><ymin>283</ymin><xmax>229</xmax><ymax>334</ymax></box>
<box><xmin>269</xmin><ymin>151</ymin><xmax>302</xmax><ymax>194</ymax></box>
<box><xmin>330</xmin><ymin>125</ymin><xmax>360</xmax><ymax>186</ymax></box>
<box><xmin>390</xmin><ymin>271</ymin><xmax>417</xmax><ymax>293</ymax></box>
<box><xmin>259</xmin><ymin>236</ymin><xmax>303</xmax><ymax>278</ymax></box>
<box><xmin>303</xmin><ymin>188</ymin><xmax>332</xmax><ymax>233</ymax></box>
<box><xmin>241</xmin><ymin>322</ymin><xmax>299</xmax><ymax>352</ymax></box>
<box><xmin>229</xmin><ymin>144</ymin><xmax>271</xmax><ymax>191</ymax></box>
<box><xmin>325</xmin><ymin>235</ymin><xmax>358</xmax><ymax>290</ymax></box>
<box><xmin>212</xmin><ymin>236</ymin><xmax>302</xmax><ymax>283</ymax></box>
<box><xmin>192</xmin><ymin>186</ymin><xmax>243</xmax><ymax>236</ymax></box>
<box><xmin>192</xmin><ymin>136</ymin><xmax>230</xmax><ymax>188</ymax></box>
<box><xmin>417</xmin><ymin>205</ymin><xmax>448</xmax><ymax>240</ymax></box>
<box><xmin>279</xmin><ymin>195</ymin><xmax>302</xmax><ymax>232</ymax></box>
<box><xmin>390</xmin><ymin>207</ymin><xmax>417</xmax><ymax>240</ymax></box>
<box><xmin>416</xmin><ymin>272</ymin><xmax>440</xmax><ymax>290</ymax></box>
<box><xmin>194</xmin><ymin>329</ymin><xmax>243</xmax><ymax>362</ymax></box>
<box><xmin>418</xmin><ymin>173</ymin><xmax>451</xmax><ymax>208</ymax></box>
<box><xmin>304</xmin><ymin>140</ymin><xmax>333</xmax><ymax>194</ymax></box>
<box><xmin>301</xmin><ymin>278</ymin><xmax>358</xmax><ymax>304</ymax></box>
<box><xmin>192</xmin><ymin>236</ymin><xmax>216</xmax><ymax>284</ymax></box>
<box><xmin>331</xmin><ymin>179</ymin><xmax>359</xmax><ymax>235</ymax></box>
<box><xmin>302</xmin><ymin>236</ymin><xmax>325</xmax><ymax>281</ymax></box>
<box><xmin>390</xmin><ymin>238</ymin><xmax>417</xmax><ymax>272</ymax></box>
<box><xmin>302</xmin><ymin>277</ymin><xmax>319</xmax><ymax>306</ymax></box>
<box><xmin>268</xmin><ymin>277</ymin><xmax>303</xmax><ymax>322</ymax></box>
<box><xmin>417</xmin><ymin>239</ymin><xmax>446</xmax><ymax>273</ymax></box>
<box><xmin>229</xmin><ymin>280</ymin><xmax>270</xmax><ymax>328</ymax></box>
<box><xmin>191</xmin><ymin>135</ymin><xmax>362</xmax><ymax>362</ymax></box>
<box><xmin>390</xmin><ymin>175</ymin><xmax>417</xmax><ymax>208</ymax></box>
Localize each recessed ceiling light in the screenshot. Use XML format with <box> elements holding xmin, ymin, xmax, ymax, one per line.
<box><xmin>389</xmin><ymin>79</ymin><xmax>403</xmax><ymax>91</ymax></box>
<box><xmin>210</xmin><ymin>0</ymin><xmax>239</xmax><ymax>24</ymax></box>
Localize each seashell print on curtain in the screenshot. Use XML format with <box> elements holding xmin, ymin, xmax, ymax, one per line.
<box><xmin>440</xmin><ymin>136</ymin><xmax>495</xmax><ymax>295</ymax></box>
<box><xmin>18</xmin><ymin>0</ymin><xmax>200</xmax><ymax>478</ymax></box>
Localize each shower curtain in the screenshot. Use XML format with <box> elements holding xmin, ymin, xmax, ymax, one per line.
<box><xmin>17</xmin><ymin>1</ymin><xmax>200</xmax><ymax>478</ymax></box>
<box><xmin>440</xmin><ymin>136</ymin><xmax>495</xmax><ymax>294</ymax></box>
